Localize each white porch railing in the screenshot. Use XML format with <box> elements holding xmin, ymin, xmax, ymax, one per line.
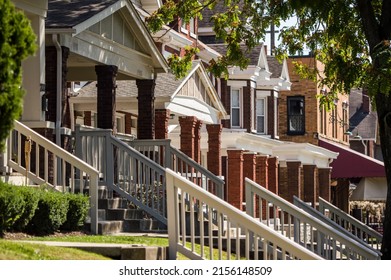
<box><xmin>74</xmin><ymin>126</ymin><xmax>167</xmax><ymax>225</ymax></box>
<box><xmin>6</xmin><ymin>121</ymin><xmax>100</xmax><ymax>234</ymax></box>
<box><xmin>245</xmin><ymin>178</ymin><xmax>379</xmax><ymax>260</ymax></box>
<box><xmin>319</xmin><ymin>197</ymin><xmax>383</xmax><ymax>251</ymax></box>
<box><xmin>293</xmin><ymin>196</ymin><xmax>381</xmax><ymax>257</ymax></box>
<box><xmin>130</xmin><ymin>139</ymin><xmax>224</xmax><ymax>199</ymax></box>
<box><xmin>166</xmin><ymin>169</ymin><xmax>322</xmax><ymax>260</ymax></box>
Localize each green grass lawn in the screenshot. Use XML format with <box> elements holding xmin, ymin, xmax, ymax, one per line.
<box><xmin>0</xmin><ymin>239</ymin><xmax>111</xmax><ymax>260</ymax></box>
<box><xmin>0</xmin><ymin>232</ymin><xmax>238</xmax><ymax>260</ymax></box>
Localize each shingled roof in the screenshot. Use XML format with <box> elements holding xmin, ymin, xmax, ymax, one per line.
<box><xmin>77</xmin><ymin>71</ymin><xmax>184</xmax><ymax>99</ymax></box>
<box><xmin>349</xmin><ymin>88</ymin><xmax>378</xmax><ymax>140</ymax></box>
<box><xmin>267</xmin><ymin>56</ymin><xmax>283</xmax><ymax>79</ymax></box>
<box><xmin>46</xmin><ymin>0</ymin><xmax>119</xmax><ymax>28</ymax></box>
<box><xmin>207</xmin><ymin>43</ymin><xmax>264</xmax><ymax>66</ymax></box>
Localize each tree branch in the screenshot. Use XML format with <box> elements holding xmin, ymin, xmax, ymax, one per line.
<box><xmin>356</xmin><ymin>0</ymin><xmax>381</xmax><ymax>52</ymax></box>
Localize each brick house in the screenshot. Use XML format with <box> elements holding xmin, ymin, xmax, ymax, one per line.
<box><xmin>279</xmin><ymin>56</ymin><xmax>386</xmax><ymax>212</ymax></box>
<box><xmin>196</xmin><ymin>10</ymin><xmax>338</xmax><ymax>209</ymax></box>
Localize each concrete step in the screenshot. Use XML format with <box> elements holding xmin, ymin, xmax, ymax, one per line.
<box><xmin>98</xmin><ymin>198</ymin><xmax>128</xmax><ymax>209</ymax></box>
<box><xmin>106</xmin><ymin>208</ymin><xmax>144</xmax><ymax>220</ymax></box>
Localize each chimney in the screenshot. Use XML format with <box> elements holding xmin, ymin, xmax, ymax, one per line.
<box><xmin>362</xmin><ymin>88</ymin><xmax>371</xmax><ymax>113</ymax></box>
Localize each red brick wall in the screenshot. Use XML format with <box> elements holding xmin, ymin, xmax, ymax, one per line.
<box><xmin>243</xmin><ymin>82</ymin><xmax>254</xmax><ymax>133</ymax></box>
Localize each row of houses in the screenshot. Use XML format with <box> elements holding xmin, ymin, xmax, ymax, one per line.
<box><xmin>1</xmin><ymin>0</ymin><xmax>386</xmax><ymax>228</ymax></box>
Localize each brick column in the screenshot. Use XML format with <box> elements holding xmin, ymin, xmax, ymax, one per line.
<box><xmin>303</xmin><ymin>165</ymin><xmax>318</xmax><ymax>207</ymax></box>
<box><xmin>318</xmin><ymin>167</ymin><xmax>332</xmax><ymax>202</ymax></box>
<box><xmin>125</xmin><ymin>113</ymin><xmax>133</xmax><ymax>135</ymax></box>
<box><xmin>155</xmin><ymin>109</ymin><xmax>170</xmax><ymax>139</ymax></box>
<box><xmin>45</xmin><ymin>46</ymin><xmax>70</xmax><ymax>126</ymax></box>
<box><xmin>84</xmin><ymin>111</ymin><xmax>92</xmax><ymax>126</ymax></box>
<box><xmin>256</xmin><ymin>155</ymin><xmax>269</xmax><ymax>219</ymax></box>
<box><xmin>227</xmin><ymin>149</ymin><xmax>244</xmax><ymax>210</ymax></box>
<box><xmin>268</xmin><ymin>156</ymin><xmax>279</xmax><ymax>195</ymax></box>
<box><xmin>206</xmin><ymin>124</ymin><xmax>223</xmax><ymax>176</ymax></box>
<box><xmin>95</xmin><ymin>65</ymin><xmax>118</xmax><ymax>131</ymax></box>
<box><xmin>194</xmin><ymin>119</ymin><xmax>203</xmax><ymax>163</ymax></box>
<box><xmin>287</xmin><ymin>161</ymin><xmax>302</xmax><ymax>203</ymax></box>
<box><xmin>136</xmin><ymin>79</ymin><xmax>156</xmax><ymax>139</ymax></box>
<box><xmin>243</xmin><ymin>152</ymin><xmax>256</xmax><ymax>209</ymax></box>
<box><xmin>179</xmin><ymin>116</ymin><xmax>197</xmax><ymax>160</ymax></box>
<box><xmin>256</xmin><ymin>155</ymin><xmax>269</xmax><ymax>188</ymax></box>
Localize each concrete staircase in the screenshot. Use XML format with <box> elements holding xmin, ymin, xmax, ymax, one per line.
<box><xmin>86</xmin><ymin>186</ymin><xmax>167</xmax><ymax>235</ymax></box>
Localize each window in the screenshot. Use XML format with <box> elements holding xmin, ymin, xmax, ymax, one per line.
<box><xmin>256</xmin><ymin>98</ymin><xmax>266</xmax><ymax>134</ymax></box>
<box><xmin>231</xmin><ymin>89</ymin><xmax>241</xmax><ymax>127</ymax></box>
<box><xmin>287</xmin><ymin>96</ymin><xmax>305</xmax><ymax>135</ymax></box>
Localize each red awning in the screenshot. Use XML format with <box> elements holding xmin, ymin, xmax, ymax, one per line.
<box><xmin>318</xmin><ymin>139</ymin><xmax>385</xmax><ymax>179</ymax></box>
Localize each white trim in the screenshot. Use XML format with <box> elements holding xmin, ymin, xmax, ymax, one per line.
<box><xmin>227</xmin><ymin>80</ymin><xmax>248</xmax><ymax>87</ymax></box>
<box><xmin>230</xmin><ymin>88</ymin><xmax>242</xmax><ymax>128</ymax></box>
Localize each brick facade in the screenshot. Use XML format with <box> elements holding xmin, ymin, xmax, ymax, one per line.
<box><xmin>227</xmin><ymin>149</ymin><xmax>244</xmax><ymax>210</ymax></box>
<box><xmin>136</xmin><ymin>79</ymin><xmax>156</xmax><ymax>139</ymax></box>
<box><xmin>95</xmin><ymin>65</ymin><xmax>118</xmax><ymax>131</ymax></box>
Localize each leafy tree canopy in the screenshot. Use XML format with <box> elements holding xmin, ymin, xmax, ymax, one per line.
<box><xmin>147</xmin><ymin>0</ymin><xmax>391</xmax><ymax>259</ymax></box>
<box><xmin>0</xmin><ymin>0</ymin><xmax>36</xmax><ymax>151</ymax></box>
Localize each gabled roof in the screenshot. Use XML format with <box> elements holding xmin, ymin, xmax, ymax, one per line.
<box><xmin>348</xmin><ymin>88</ymin><xmax>378</xmax><ymax>140</ymax></box>
<box><xmin>46</xmin><ymin>0</ymin><xmax>169</xmax><ymax>78</ymax></box>
<box><xmin>206</xmin><ymin>43</ymin><xmax>270</xmax><ymax>81</ymax></box>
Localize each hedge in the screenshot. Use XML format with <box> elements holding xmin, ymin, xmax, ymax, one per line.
<box><xmin>0</xmin><ymin>181</ymin><xmax>90</xmax><ymax>235</ymax></box>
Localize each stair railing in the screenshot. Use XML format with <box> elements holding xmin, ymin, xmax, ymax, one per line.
<box><xmin>166</xmin><ymin>169</ymin><xmax>322</xmax><ymax>260</ymax></box>
<box><xmin>245</xmin><ymin>178</ymin><xmax>379</xmax><ymax>260</ymax></box>
<box><xmin>74</xmin><ymin>126</ymin><xmax>167</xmax><ymax>225</ymax></box>
<box><xmin>130</xmin><ymin>139</ymin><xmax>224</xmax><ymax>199</ymax></box>
<box><xmin>7</xmin><ymin>121</ymin><xmax>100</xmax><ymax>234</ymax></box>
<box><xmin>319</xmin><ymin>197</ymin><xmax>382</xmax><ymax>251</ymax></box>
<box><xmin>293</xmin><ymin>196</ymin><xmax>381</xmax><ymax>257</ymax></box>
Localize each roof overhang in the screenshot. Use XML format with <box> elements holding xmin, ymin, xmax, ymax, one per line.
<box><xmin>350</xmin><ymin>177</ymin><xmax>387</xmax><ymax>201</ymax></box>
<box><xmin>46</xmin><ymin>0</ymin><xmax>168</xmax><ymax>80</ymax></box>
<box><xmin>319</xmin><ymin>139</ymin><xmax>386</xmax><ymax>178</ymax></box>
<box><xmin>14</xmin><ymin>0</ymin><xmax>48</xmax><ymax>17</ymax></box>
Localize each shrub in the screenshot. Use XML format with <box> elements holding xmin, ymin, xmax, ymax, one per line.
<box><xmin>0</xmin><ymin>183</ymin><xmax>26</xmax><ymax>233</ymax></box>
<box><xmin>27</xmin><ymin>190</ymin><xmax>69</xmax><ymax>234</ymax></box>
<box><xmin>61</xmin><ymin>193</ymin><xmax>90</xmax><ymax>231</ymax></box>
<box><xmin>12</xmin><ymin>187</ymin><xmax>40</xmax><ymax>232</ymax></box>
